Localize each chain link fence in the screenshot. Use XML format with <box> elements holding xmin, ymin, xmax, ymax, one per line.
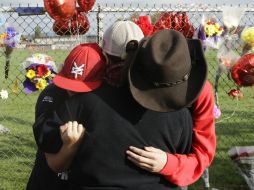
<box><xmin>0</xmin><ymin>3</ymin><xmax>254</xmax><ymax>190</ymax></box>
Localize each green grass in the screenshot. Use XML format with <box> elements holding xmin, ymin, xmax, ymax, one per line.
<box><xmin>0</xmin><ymin>49</ymin><xmax>254</xmax><ymax>189</ymax></box>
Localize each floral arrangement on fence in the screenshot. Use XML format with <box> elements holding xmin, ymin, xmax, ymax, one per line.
<box><xmin>22</xmin><ymin>54</ymin><xmax>57</xmax><ymax>94</ymax></box>
<box><xmin>132</xmin><ymin>16</ymin><xmax>154</xmax><ymax>36</ymax></box>
<box><xmin>0</xmin><ymin>26</ymin><xmax>20</xmax><ymax>48</ymax></box>
<box><xmin>198</xmin><ymin>16</ymin><xmax>224</xmax><ymax>50</ymax></box>
<box><xmin>0</xmin><ymin>24</ymin><xmax>21</xmax><ymax>79</ymax></box>
<box><xmin>213</xmin><ymin>6</ymin><xmax>246</xmax><ymax>108</ymax></box>
<box><xmin>241</xmin><ymin>27</ymin><xmax>254</xmax><ymax>54</ymax></box>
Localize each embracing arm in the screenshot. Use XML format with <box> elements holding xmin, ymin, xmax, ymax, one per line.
<box><xmin>159</xmin><ymin>81</ymin><xmax>216</xmax><ymax>186</ymax></box>
<box><xmin>126</xmin><ymin>81</ymin><xmax>216</xmax><ymax>186</ymax></box>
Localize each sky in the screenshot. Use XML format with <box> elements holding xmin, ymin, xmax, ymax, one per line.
<box><xmin>0</xmin><ymin>0</ymin><xmax>253</xmax><ymax>6</ymax></box>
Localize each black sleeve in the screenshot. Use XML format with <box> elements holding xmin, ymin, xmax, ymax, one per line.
<box><xmin>33</xmin><ymin>85</ymin><xmax>68</xmax><ymax>153</ymax></box>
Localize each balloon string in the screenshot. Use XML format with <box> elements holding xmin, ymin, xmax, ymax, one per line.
<box><xmin>215</xmin><ymin>97</ymin><xmax>239</xmax><ymax>124</ymax></box>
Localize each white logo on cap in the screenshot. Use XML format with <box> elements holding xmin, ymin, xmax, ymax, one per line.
<box><xmin>71</xmin><ymin>62</ymin><xmax>85</xmax><ymax>79</ymax></box>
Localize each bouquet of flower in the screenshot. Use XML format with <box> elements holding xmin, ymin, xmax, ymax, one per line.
<box><xmin>213</xmin><ymin>6</ymin><xmax>246</xmax><ymax>106</ymax></box>
<box><xmin>0</xmin><ymin>25</ymin><xmax>21</xmax><ymax>79</ymax></box>
<box><xmin>0</xmin><ymin>26</ymin><xmax>20</xmax><ymax>48</ymax></box>
<box><xmin>241</xmin><ymin>27</ymin><xmax>254</xmax><ymax>55</ymax></box>
<box><xmin>22</xmin><ymin>54</ymin><xmax>57</xmax><ymax>94</ymax></box>
<box><xmin>228</xmin><ymin>146</ymin><xmax>254</xmax><ymax>190</ymax></box>
<box><xmin>132</xmin><ymin>16</ymin><xmax>154</xmax><ymax>37</ymax></box>
<box><xmin>198</xmin><ymin>16</ymin><xmax>224</xmax><ymax>50</ymax></box>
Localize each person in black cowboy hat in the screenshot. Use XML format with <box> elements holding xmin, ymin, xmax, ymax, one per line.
<box><xmin>101</xmin><ymin>22</ymin><xmax>215</xmax><ymax>187</ymax></box>
<box><xmin>41</xmin><ymin>28</ymin><xmax>215</xmax><ymax>190</ymax></box>
<box><xmin>126</xmin><ymin>29</ymin><xmax>216</xmax><ymax>186</ymax></box>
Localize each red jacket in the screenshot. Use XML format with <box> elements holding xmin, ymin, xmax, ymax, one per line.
<box><xmin>159</xmin><ymin>80</ymin><xmax>216</xmax><ymax>186</ymax></box>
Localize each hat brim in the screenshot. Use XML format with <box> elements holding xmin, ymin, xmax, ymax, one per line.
<box><xmin>128</xmin><ymin>39</ymin><xmax>207</xmax><ymax>112</ymax></box>
<box><xmin>53</xmin><ymin>75</ymin><xmax>102</xmax><ymax>93</ymax></box>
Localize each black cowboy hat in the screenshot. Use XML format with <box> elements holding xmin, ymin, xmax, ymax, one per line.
<box><xmin>128</xmin><ymin>29</ymin><xmax>207</xmax><ymax>112</ymax></box>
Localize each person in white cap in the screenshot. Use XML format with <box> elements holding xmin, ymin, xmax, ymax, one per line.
<box><xmin>102</xmin><ymin>20</ymin><xmax>144</xmax><ymax>87</ymax></box>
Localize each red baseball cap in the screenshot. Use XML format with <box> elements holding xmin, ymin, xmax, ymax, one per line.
<box><xmin>53</xmin><ymin>43</ymin><xmax>106</xmax><ymax>92</ymax></box>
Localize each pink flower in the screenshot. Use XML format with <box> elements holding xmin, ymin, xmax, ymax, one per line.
<box><xmin>213</xmin><ymin>104</ymin><xmax>221</xmax><ymax>119</ymax></box>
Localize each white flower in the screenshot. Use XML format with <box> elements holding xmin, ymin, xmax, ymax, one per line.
<box><xmin>0</xmin><ymin>89</ymin><xmax>8</xmax><ymax>100</ymax></box>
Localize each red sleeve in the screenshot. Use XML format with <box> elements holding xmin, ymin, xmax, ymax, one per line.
<box><xmin>159</xmin><ymin>80</ymin><xmax>216</xmax><ymax>186</ymax></box>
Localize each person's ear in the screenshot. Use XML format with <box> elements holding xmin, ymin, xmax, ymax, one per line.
<box><xmin>126</xmin><ymin>40</ymin><xmax>139</xmax><ymax>53</ymax></box>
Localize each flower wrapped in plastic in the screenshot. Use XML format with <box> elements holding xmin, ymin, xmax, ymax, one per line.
<box><xmin>22</xmin><ymin>54</ymin><xmax>57</xmax><ymax>94</ymax></box>
<box><xmin>0</xmin><ymin>26</ymin><xmax>21</xmax><ymax>48</ymax></box>
<box><xmin>228</xmin><ymin>146</ymin><xmax>254</xmax><ymax>190</ymax></box>
<box><xmin>198</xmin><ymin>16</ymin><xmax>224</xmax><ymax>50</ymax></box>
<box><xmin>0</xmin><ymin>25</ymin><xmax>21</xmax><ymax>79</ymax></box>
<box><xmin>132</xmin><ymin>15</ymin><xmax>154</xmax><ymax>37</ymax></box>
<box><xmin>241</xmin><ymin>27</ymin><xmax>254</xmax><ymax>55</ymax></box>
<box><xmin>213</xmin><ymin>6</ymin><xmax>246</xmax><ymax>106</ymax></box>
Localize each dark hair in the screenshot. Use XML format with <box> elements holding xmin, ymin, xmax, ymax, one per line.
<box><xmin>121</xmin><ymin>40</ymin><xmax>139</xmax><ymax>85</ymax></box>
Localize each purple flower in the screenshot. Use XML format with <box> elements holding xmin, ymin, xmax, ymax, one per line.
<box><xmin>214</xmin><ymin>104</ymin><xmax>221</xmax><ymax>119</ymax></box>
<box><xmin>23</xmin><ymin>79</ymin><xmax>37</xmax><ymax>94</ymax></box>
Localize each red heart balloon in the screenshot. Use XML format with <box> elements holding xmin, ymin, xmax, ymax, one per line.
<box><xmin>53</xmin><ymin>11</ymin><xmax>90</xmax><ymax>35</ymax></box>
<box><xmin>44</xmin><ymin>0</ymin><xmax>76</xmax><ymax>21</ymax></box>
<box><xmin>153</xmin><ymin>12</ymin><xmax>193</xmax><ymax>38</ymax></box>
<box><xmin>231</xmin><ymin>53</ymin><xmax>254</xmax><ymax>87</ymax></box>
<box><xmin>77</xmin><ymin>0</ymin><xmax>96</xmax><ymax>13</ymax></box>
<box><xmin>71</xmin><ymin>11</ymin><xmax>90</xmax><ymax>35</ymax></box>
<box><xmin>53</xmin><ymin>20</ymin><xmax>72</xmax><ymax>35</ymax></box>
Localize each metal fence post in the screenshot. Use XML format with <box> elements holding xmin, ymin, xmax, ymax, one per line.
<box><xmin>96</xmin><ymin>5</ymin><xmax>104</xmax><ymax>45</ymax></box>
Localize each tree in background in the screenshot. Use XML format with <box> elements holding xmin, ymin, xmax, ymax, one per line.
<box><xmin>34</xmin><ymin>25</ymin><xmax>42</xmax><ymax>38</ymax></box>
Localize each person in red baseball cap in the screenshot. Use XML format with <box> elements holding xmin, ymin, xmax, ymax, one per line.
<box><xmin>26</xmin><ymin>43</ymin><xmax>106</xmax><ymax>190</ymax></box>
<box><xmin>53</xmin><ymin>43</ymin><xmax>106</xmax><ymax>92</ymax></box>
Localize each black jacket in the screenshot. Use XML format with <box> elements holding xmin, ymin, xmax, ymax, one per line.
<box><xmin>26</xmin><ymin>84</ymin><xmax>69</xmax><ymax>190</ymax></box>
<box><xmin>53</xmin><ymin>83</ymin><xmax>193</xmax><ymax>190</ymax></box>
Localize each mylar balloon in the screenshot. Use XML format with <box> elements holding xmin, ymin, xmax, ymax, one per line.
<box><xmin>71</xmin><ymin>11</ymin><xmax>90</xmax><ymax>35</ymax></box>
<box><xmin>231</xmin><ymin>53</ymin><xmax>254</xmax><ymax>87</ymax></box>
<box><xmin>44</xmin><ymin>0</ymin><xmax>76</xmax><ymax>21</ymax></box>
<box><xmin>153</xmin><ymin>12</ymin><xmax>194</xmax><ymax>38</ymax></box>
<box><xmin>53</xmin><ymin>20</ymin><xmax>71</xmax><ymax>35</ymax></box>
<box><xmin>53</xmin><ymin>11</ymin><xmax>90</xmax><ymax>35</ymax></box>
<box><xmin>77</xmin><ymin>0</ymin><xmax>96</xmax><ymax>13</ymax></box>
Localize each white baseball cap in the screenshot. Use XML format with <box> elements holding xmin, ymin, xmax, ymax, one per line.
<box><xmin>102</xmin><ymin>20</ymin><xmax>144</xmax><ymax>59</ymax></box>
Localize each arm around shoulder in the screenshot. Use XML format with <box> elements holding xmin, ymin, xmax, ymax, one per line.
<box><xmin>159</xmin><ymin>80</ymin><xmax>216</xmax><ymax>186</ymax></box>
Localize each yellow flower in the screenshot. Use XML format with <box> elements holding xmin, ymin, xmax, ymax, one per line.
<box><xmin>241</xmin><ymin>27</ymin><xmax>254</xmax><ymax>45</ymax></box>
<box><xmin>36</xmin><ymin>79</ymin><xmax>48</xmax><ymax>90</ymax></box>
<box><xmin>0</xmin><ymin>32</ymin><xmax>7</xmax><ymax>39</ymax></box>
<box><xmin>205</xmin><ymin>24</ymin><xmax>216</xmax><ymax>37</ymax></box>
<box><xmin>26</xmin><ymin>69</ymin><xmax>36</xmax><ymax>79</ymax></box>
